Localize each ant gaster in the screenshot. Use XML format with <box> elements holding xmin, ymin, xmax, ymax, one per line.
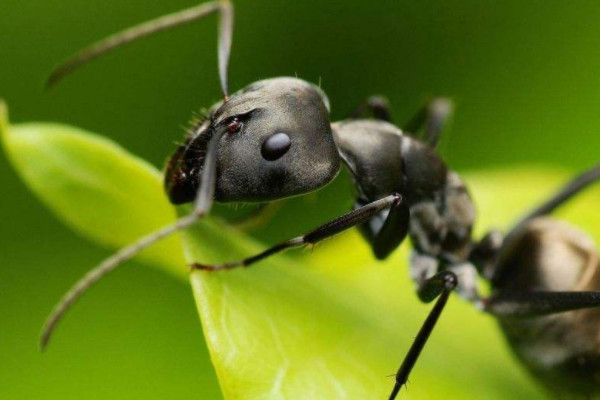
<box><xmin>478</xmin><ymin>165</ymin><xmax>600</xmax><ymax>398</ymax></box>
<box><xmin>40</xmin><ymin>2</ymin><xmax>600</xmax><ymax>399</ymax></box>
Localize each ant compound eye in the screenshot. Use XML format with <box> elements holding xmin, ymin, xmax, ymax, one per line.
<box><xmin>226</xmin><ymin>117</ymin><xmax>242</xmax><ymax>134</ymax></box>
<box><xmin>261</xmin><ymin>132</ymin><xmax>291</xmax><ymax>161</ymax></box>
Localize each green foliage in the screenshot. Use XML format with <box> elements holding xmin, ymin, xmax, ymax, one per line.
<box><xmin>3</xmin><ymin>2</ymin><xmax>600</xmax><ymax>399</ymax></box>
<box><xmin>10</xmin><ymin>102</ymin><xmax>600</xmax><ymax>399</ymax></box>
<box><xmin>0</xmin><ymin>101</ymin><xmax>185</xmax><ymax>277</ymax></box>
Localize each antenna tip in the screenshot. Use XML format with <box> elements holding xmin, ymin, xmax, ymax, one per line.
<box><xmin>44</xmin><ymin>73</ymin><xmax>60</xmax><ymax>92</ymax></box>
<box><xmin>44</xmin><ymin>63</ymin><xmax>71</xmax><ymax>91</ymax></box>
<box><xmin>38</xmin><ymin>335</ymin><xmax>49</xmax><ymax>353</ymax></box>
<box><xmin>39</xmin><ymin>319</ymin><xmax>56</xmax><ymax>352</ymax></box>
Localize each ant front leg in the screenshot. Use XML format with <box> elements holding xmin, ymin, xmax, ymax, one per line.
<box><xmin>351</xmin><ymin>95</ymin><xmax>393</xmax><ymax>122</ymax></box>
<box><xmin>192</xmin><ymin>193</ymin><xmax>406</xmax><ymax>271</ymax></box>
<box><xmin>403</xmin><ymin>98</ymin><xmax>453</xmax><ymax>148</ymax></box>
<box><xmin>389</xmin><ymin>270</ymin><xmax>458</xmax><ymax>400</ymax></box>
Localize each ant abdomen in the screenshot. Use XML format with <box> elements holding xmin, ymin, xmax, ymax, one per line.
<box><xmin>492</xmin><ymin>218</ymin><xmax>600</xmax><ymax>396</ymax></box>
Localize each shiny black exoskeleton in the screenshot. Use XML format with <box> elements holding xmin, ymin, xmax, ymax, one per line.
<box><xmin>40</xmin><ymin>2</ymin><xmax>600</xmax><ymax>399</ymax></box>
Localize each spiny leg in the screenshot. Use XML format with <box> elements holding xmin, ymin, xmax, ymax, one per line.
<box><xmin>485</xmin><ymin>290</ymin><xmax>600</xmax><ymax>318</ymax></box>
<box><xmin>46</xmin><ymin>0</ymin><xmax>234</xmax><ymax>99</ymax></box>
<box><xmin>389</xmin><ymin>271</ymin><xmax>458</xmax><ymax>400</ymax></box>
<box><xmin>192</xmin><ymin>193</ymin><xmax>405</xmax><ymax>271</ymax></box>
<box><xmin>39</xmin><ymin>128</ymin><xmax>225</xmax><ymax>351</ymax></box>
<box><xmin>510</xmin><ymin>162</ymin><xmax>600</xmax><ymax>236</ymax></box>
<box><xmin>403</xmin><ymin>98</ymin><xmax>453</xmax><ymax>148</ymax></box>
<box><xmin>351</xmin><ymin>95</ymin><xmax>393</xmax><ymax>122</ymax></box>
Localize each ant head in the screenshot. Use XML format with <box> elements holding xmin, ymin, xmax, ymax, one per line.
<box><xmin>166</xmin><ymin>77</ymin><xmax>341</xmax><ymax>203</ymax></box>
<box><xmin>45</xmin><ymin>4</ymin><xmax>340</xmax><ymax>205</ymax></box>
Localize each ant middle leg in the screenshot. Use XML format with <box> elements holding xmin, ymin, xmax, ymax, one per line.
<box><xmin>192</xmin><ymin>193</ymin><xmax>408</xmax><ymax>271</ymax></box>
<box><xmin>389</xmin><ymin>270</ymin><xmax>458</xmax><ymax>400</ymax></box>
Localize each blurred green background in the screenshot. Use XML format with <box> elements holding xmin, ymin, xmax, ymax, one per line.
<box><xmin>2</xmin><ymin>0</ymin><xmax>600</xmax><ymax>399</ymax></box>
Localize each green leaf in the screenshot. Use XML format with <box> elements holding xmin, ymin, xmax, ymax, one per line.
<box><xmin>4</xmin><ymin>99</ymin><xmax>599</xmax><ymax>399</ymax></box>
<box><xmin>187</xmin><ymin>167</ymin><xmax>600</xmax><ymax>400</ymax></box>
<box><xmin>0</xmin><ymin>100</ymin><xmax>185</xmax><ymax>277</ymax></box>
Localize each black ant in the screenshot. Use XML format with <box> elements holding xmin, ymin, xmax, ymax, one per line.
<box><xmin>40</xmin><ymin>1</ymin><xmax>600</xmax><ymax>399</ymax></box>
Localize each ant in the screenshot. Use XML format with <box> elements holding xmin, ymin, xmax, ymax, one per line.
<box><xmin>39</xmin><ymin>1</ymin><xmax>600</xmax><ymax>399</ymax></box>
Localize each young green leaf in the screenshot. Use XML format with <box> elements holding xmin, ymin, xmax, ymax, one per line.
<box><xmin>188</xmin><ymin>167</ymin><xmax>597</xmax><ymax>399</ymax></box>
<box><xmin>0</xmin><ymin>100</ymin><xmax>185</xmax><ymax>277</ymax></box>
<box><xmin>4</xmin><ymin>99</ymin><xmax>599</xmax><ymax>399</ymax></box>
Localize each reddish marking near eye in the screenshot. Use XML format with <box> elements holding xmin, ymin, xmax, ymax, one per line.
<box><xmin>227</xmin><ymin>118</ymin><xmax>242</xmax><ymax>133</ymax></box>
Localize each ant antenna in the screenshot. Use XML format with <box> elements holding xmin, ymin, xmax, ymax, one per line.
<box><xmin>40</xmin><ymin>128</ymin><xmax>224</xmax><ymax>351</ymax></box>
<box><xmin>46</xmin><ymin>0</ymin><xmax>234</xmax><ymax>100</ymax></box>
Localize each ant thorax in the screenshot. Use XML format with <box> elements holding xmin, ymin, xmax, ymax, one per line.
<box><xmin>332</xmin><ymin>119</ymin><xmax>478</xmax><ymax>300</ymax></box>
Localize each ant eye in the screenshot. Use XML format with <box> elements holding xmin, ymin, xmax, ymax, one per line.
<box><xmin>262</xmin><ymin>132</ymin><xmax>291</xmax><ymax>161</ymax></box>
<box><xmin>226</xmin><ymin>118</ymin><xmax>242</xmax><ymax>134</ymax></box>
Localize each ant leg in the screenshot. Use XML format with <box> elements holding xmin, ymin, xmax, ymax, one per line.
<box><xmin>230</xmin><ymin>201</ymin><xmax>285</xmax><ymax>232</ymax></box>
<box><xmin>403</xmin><ymin>98</ymin><xmax>453</xmax><ymax>148</ymax></box>
<box><xmin>46</xmin><ymin>0</ymin><xmax>234</xmax><ymax>99</ymax></box>
<box><xmin>192</xmin><ymin>193</ymin><xmax>406</xmax><ymax>271</ymax></box>
<box><xmin>389</xmin><ymin>271</ymin><xmax>458</xmax><ymax>400</ymax></box>
<box><xmin>350</xmin><ymin>95</ymin><xmax>393</xmax><ymax>122</ymax></box>
<box><xmin>39</xmin><ymin>128</ymin><xmax>225</xmax><ymax>351</ymax></box>
<box><xmin>355</xmin><ymin>198</ymin><xmax>410</xmax><ymax>260</ymax></box>
<box><xmin>510</xmin><ymin>162</ymin><xmax>600</xmax><ymax>235</ymax></box>
<box><xmin>485</xmin><ymin>290</ymin><xmax>600</xmax><ymax>318</ymax></box>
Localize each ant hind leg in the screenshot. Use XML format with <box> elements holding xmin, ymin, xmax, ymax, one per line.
<box><xmin>350</xmin><ymin>96</ymin><xmax>393</xmax><ymax>122</ymax></box>
<box><xmin>485</xmin><ymin>290</ymin><xmax>600</xmax><ymax>318</ymax></box>
<box><xmin>389</xmin><ymin>270</ymin><xmax>458</xmax><ymax>400</ymax></box>
<box><xmin>510</xmin><ymin>162</ymin><xmax>600</xmax><ymax>236</ymax></box>
<box><xmin>403</xmin><ymin>98</ymin><xmax>453</xmax><ymax>148</ymax></box>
